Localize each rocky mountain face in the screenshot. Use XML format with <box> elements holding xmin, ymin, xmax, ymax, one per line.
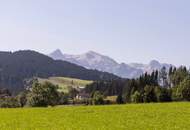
<box><xmin>49</xmin><ymin>49</ymin><xmax>173</xmax><ymax>78</ymax></box>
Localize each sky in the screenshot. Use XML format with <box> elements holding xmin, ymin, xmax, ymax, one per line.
<box><xmin>0</xmin><ymin>0</ymin><xmax>190</xmax><ymax>66</ymax></box>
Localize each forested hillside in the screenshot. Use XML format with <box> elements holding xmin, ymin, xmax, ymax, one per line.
<box><xmin>0</xmin><ymin>50</ymin><xmax>119</xmax><ymax>93</ymax></box>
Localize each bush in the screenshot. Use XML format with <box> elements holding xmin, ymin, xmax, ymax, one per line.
<box><xmin>0</xmin><ymin>98</ymin><xmax>20</xmax><ymax>108</ymax></box>
<box><xmin>17</xmin><ymin>91</ymin><xmax>28</xmax><ymax>107</ymax></box>
<box><xmin>92</xmin><ymin>91</ymin><xmax>104</xmax><ymax>105</ymax></box>
<box><xmin>116</xmin><ymin>94</ymin><xmax>124</xmax><ymax>104</ymax></box>
<box><xmin>27</xmin><ymin>82</ymin><xmax>61</xmax><ymax>107</ymax></box>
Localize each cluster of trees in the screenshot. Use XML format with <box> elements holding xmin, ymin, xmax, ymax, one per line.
<box><xmin>130</xmin><ymin>85</ymin><xmax>171</xmax><ymax>103</ymax></box>
<box><xmin>0</xmin><ymin>80</ymin><xmax>113</xmax><ymax>107</ymax></box>
<box><xmin>0</xmin><ymin>88</ymin><xmax>20</xmax><ymax>108</ymax></box>
<box><xmin>169</xmin><ymin>67</ymin><xmax>190</xmax><ymax>101</ymax></box>
<box><xmin>85</xmin><ymin>66</ymin><xmax>190</xmax><ymax>104</ymax></box>
<box><xmin>0</xmin><ymin>81</ymin><xmax>70</xmax><ymax>108</ymax></box>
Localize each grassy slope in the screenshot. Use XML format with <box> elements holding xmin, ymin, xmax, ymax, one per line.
<box><xmin>38</xmin><ymin>77</ymin><xmax>93</xmax><ymax>93</ymax></box>
<box><xmin>0</xmin><ymin>102</ymin><xmax>190</xmax><ymax>130</ymax></box>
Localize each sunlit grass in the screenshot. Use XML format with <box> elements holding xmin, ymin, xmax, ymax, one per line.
<box><xmin>38</xmin><ymin>77</ymin><xmax>93</xmax><ymax>93</ymax></box>
<box><xmin>0</xmin><ymin>102</ymin><xmax>190</xmax><ymax>130</ymax></box>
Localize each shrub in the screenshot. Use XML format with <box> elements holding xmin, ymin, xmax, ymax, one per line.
<box><xmin>27</xmin><ymin>82</ymin><xmax>61</xmax><ymax>107</ymax></box>
<box><xmin>0</xmin><ymin>98</ymin><xmax>20</xmax><ymax>108</ymax></box>
<box><xmin>17</xmin><ymin>91</ymin><xmax>28</xmax><ymax>107</ymax></box>
<box><xmin>92</xmin><ymin>91</ymin><xmax>104</xmax><ymax>105</ymax></box>
<box><xmin>116</xmin><ymin>94</ymin><xmax>124</xmax><ymax>104</ymax></box>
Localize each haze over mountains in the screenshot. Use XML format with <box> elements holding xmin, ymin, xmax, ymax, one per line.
<box><xmin>50</xmin><ymin>49</ymin><xmax>173</xmax><ymax>78</ymax></box>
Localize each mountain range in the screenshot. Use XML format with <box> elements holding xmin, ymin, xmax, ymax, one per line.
<box><xmin>49</xmin><ymin>49</ymin><xmax>173</xmax><ymax>78</ymax></box>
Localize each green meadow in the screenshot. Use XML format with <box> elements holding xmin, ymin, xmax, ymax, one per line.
<box><xmin>0</xmin><ymin>102</ymin><xmax>190</xmax><ymax>130</ymax></box>
<box><xmin>38</xmin><ymin>77</ymin><xmax>93</xmax><ymax>93</ymax></box>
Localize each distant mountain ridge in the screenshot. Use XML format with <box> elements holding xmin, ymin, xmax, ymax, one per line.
<box><xmin>49</xmin><ymin>49</ymin><xmax>173</xmax><ymax>78</ymax></box>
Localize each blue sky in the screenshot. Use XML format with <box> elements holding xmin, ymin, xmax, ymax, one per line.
<box><xmin>0</xmin><ymin>0</ymin><xmax>190</xmax><ymax>66</ymax></box>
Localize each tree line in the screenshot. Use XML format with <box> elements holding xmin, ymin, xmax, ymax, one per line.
<box><xmin>0</xmin><ymin>66</ymin><xmax>190</xmax><ymax>107</ymax></box>
<box><xmin>84</xmin><ymin>66</ymin><xmax>190</xmax><ymax>104</ymax></box>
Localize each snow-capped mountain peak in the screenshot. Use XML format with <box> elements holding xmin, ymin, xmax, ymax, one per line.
<box><xmin>86</xmin><ymin>50</ymin><xmax>101</xmax><ymax>55</ymax></box>
<box><xmin>49</xmin><ymin>49</ymin><xmax>64</xmax><ymax>60</ymax></box>
<box><xmin>149</xmin><ymin>60</ymin><xmax>161</xmax><ymax>67</ymax></box>
<box><xmin>49</xmin><ymin>49</ymin><xmax>173</xmax><ymax>78</ymax></box>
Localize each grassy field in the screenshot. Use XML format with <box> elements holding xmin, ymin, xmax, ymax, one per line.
<box><xmin>0</xmin><ymin>102</ymin><xmax>190</xmax><ymax>130</ymax></box>
<box><xmin>38</xmin><ymin>77</ymin><xmax>93</xmax><ymax>93</ymax></box>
